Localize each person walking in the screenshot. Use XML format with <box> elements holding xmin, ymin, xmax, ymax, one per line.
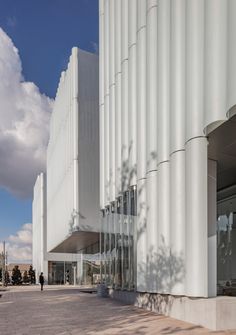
<box><xmin>39</xmin><ymin>272</ymin><xmax>44</xmax><ymax>291</ymax></box>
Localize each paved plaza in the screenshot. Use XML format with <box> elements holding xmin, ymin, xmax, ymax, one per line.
<box><xmin>0</xmin><ymin>286</ymin><xmax>236</xmax><ymax>335</ymax></box>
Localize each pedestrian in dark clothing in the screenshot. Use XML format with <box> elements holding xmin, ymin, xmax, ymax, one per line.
<box><xmin>39</xmin><ymin>272</ymin><xmax>44</xmax><ymax>291</ymax></box>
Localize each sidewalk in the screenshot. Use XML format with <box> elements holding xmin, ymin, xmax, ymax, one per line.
<box><xmin>0</xmin><ymin>286</ymin><xmax>235</xmax><ymax>335</ymax></box>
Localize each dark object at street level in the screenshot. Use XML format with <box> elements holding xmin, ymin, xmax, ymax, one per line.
<box><xmin>39</xmin><ymin>272</ymin><xmax>44</xmax><ymax>291</ymax></box>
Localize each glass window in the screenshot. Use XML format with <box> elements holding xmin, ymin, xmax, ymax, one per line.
<box><xmin>217</xmin><ymin>195</ymin><xmax>236</xmax><ymax>296</ymax></box>
<box><xmin>99</xmin><ymin>187</ymin><xmax>137</xmax><ymax>291</ymax></box>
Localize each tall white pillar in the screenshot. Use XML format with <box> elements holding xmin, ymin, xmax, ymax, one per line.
<box><xmin>104</xmin><ymin>0</ymin><xmax>110</xmax><ymax>204</ymax></box>
<box><xmin>146</xmin><ymin>0</ymin><xmax>158</xmax><ymax>173</ymax></box>
<box><xmin>185</xmin><ymin>0</ymin><xmax>204</xmax><ymax>141</ymax></box>
<box><xmin>146</xmin><ymin>0</ymin><xmax>158</xmax><ymax>293</ymax></box>
<box><xmin>170</xmin><ymin>151</ymin><xmax>185</xmax><ymax>295</ymax></box>
<box><xmin>72</xmin><ymin>48</ymin><xmax>79</xmax><ymax>229</ymax></box>
<box><xmin>115</xmin><ymin>0</ymin><xmax>122</xmax><ymax>197</ymax></box>
<box><xmin>136</xmin><ymin>0</ymin><xmax>147</xmax><ymax>292</ymax></box>
<box><xmin>186</xmin><ymin>137</ymin><xmax>208</xmax><ymax>297</ymax></box>
<box><xmin>121</xmin><ymin>0</ymin><xmax>129</xmax><ymax>192</ymax></box>
<box><xmin>109</xmin><ymin>0</ymin><xmax>116</xmax><ymax>201</ymax></box>
<box><xmin>128</xmin><ymin>0</ymin><xmax>137</xmax><ymax>188</ymax></box>
<box><xmin>169</xmin><ymin>0</ymin><xmax>186</xmax><ymax>296</ymax></box>
<box><xmin>227</xmin><ymin>0</ymin><xmax>236</xmax><ymax>115</ymax></box>
<box><xmin>156</xmin><ymin>0</ymin><xmax>170</xmax><ymax>294</ymax></box>
<box><xmin>99</xmin><ymin>0</ymin><xmax>105</xmax><ymax>209</ymax></box>
<box><xmin>208</xmin><ymin>159</ymin><xmax>217</xmax><ymax>297</ymax></box>
<box><xmin>204</xmin><ymin>0</ymin><xmax>227</xmax><ymax>131</ymax></box>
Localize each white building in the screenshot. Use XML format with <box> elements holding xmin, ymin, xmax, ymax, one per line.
<box><xmin>99</xmin><ymin>0</ymin><xmax>236</xmax><ymax>330</ymax></box>
<box><xmin>32</xmin><ymin>173</ymin><xmax>48</xmax><ymax>282</ymax></box>
<box><xmin>46</xmin><ymin>47</ymin><xmax>99</xmax><ymax>254</ymax></box>
<box><xmin>33</xmin><ymin>48</ymin><xmax>100</xmax><ymax>285</ymax></box>
<box><xmin>32</xmin><ymin>173</ymin><xmax>84</xmax><ymax>284</ymax></box>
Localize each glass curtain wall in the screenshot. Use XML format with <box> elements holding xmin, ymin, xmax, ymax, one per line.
<box><xmin>217</xmin><ymin>194</ymin><xmax>236</xmax><ymax>296</ymax></box>
<box><xmin>48</xmin><ymin>261</ymin><xmax>77</xmax><ymax>285</ymax></box>
<box><xmin>80</xmin><ymin>241</ymin><xmax>100</xmax><ymax>285</ymax></box>
<box><xmin>100</xmin><ymin>187</ymin><xmax>137</xmax><ymax>290</ymax></box>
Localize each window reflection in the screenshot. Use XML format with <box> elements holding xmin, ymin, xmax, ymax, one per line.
<box><xmin>100</xmin><ymin>187</ymin><xmax>137</xmax><ymax>291</ymax></box>
<box><xmin>217</xmin><ymin>195</ymin><xmax>236</xmax><ymax>296</ymax></box>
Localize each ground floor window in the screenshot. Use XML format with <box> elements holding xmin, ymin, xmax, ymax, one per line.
<box><xmin>217</xmin><ymin>194</ymin><xmax>236</xmax><ymax>296</ymax></box>
<box><xmin>100</xmin><ymin>187</ymin><xmax>137</xmax><ymax>290</ymax></box>
<box><xmin>48</xmin><ymin>261</ymin><xmax>77</xmax><ymax>285</ymax></box>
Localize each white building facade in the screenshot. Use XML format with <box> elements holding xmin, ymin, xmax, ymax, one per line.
<box><xmin>99</xmin><ymin>0</ymin><xmax>236</xmax><ymax>329</ymax></box>
<box><xmin>47</xmin><ymin>47</ymin><xmax>100</xmax><ymax>254</ymax></box>
<box><xmin>32</xmin><ymin>173</ymin><xmax>48</xmax><ymax>282</ymax></box>
<box><xmin>32</xmin><ymin>173</ymin><xmax>87</xmax><ymax>285</ymax></box>
<box><xmin>33</xmin><ymin>48</ymin><xmax>100</xmax><ymax>286</ymax></box>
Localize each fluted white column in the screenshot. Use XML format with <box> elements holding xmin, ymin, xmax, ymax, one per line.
<box><xmin>136</xmin><ymin>0</ymin><xmax>147</xmax><ymax>292</ymax></box>
<box><xmin>115</xmin><ymin>0</ymin><xmax>122</xmax><ymax>197</ymax></box>
<box><xmin>72</xmin><ymin>48</ymin><xmax>79</xmax><ymax>229</ymax></box>
<box><xmin>186</xmin><ymin>137</ymin><xmax>208</xmax><ymax>297</ymax></box>
<box><xmin>185</xmin><ymin>0</ymin><xmax>206</xmax><ymax>297</ymax></box>
<box><xmin>169</xmin><ymin>0</ymin><xmax>186</xmax><ymax>296</ymax></box>
<box><xmin>156</xmin><ymin>0</ymin><xmax>170</xmax><ymax>293</ymax></box>
<box><xmin>170</xmin><ymin>151</ymin><xmax>185</xmax><ymax>294</ymax></box>
<box><xmin>208</xmin><ymin>159</ymin><xmax>217</xmax><ymax>297</ymax></box>
<box><xmin>204</xmin><ymin>0</ymin><xmax>227</xmax><ymax>133</ymax></box>
<box><xmin>99</xmin><ymin>0</ymin><xmax>105</xmax><ymax>209</ymax></box>
<box><xmin>109</xmin><ymin>0</ymin><xmax>116</xmax><ymax>201</ymax></box>
<box><xmin>146</xmin><ymin>0</ymin><xmax>158</xmax><ymax>172</ymax></box>
<box><xmin>121</xmin><ymin>0</ymin><xmax>129</xmax><ymax>192</ymax></box>
<box><xmin>128</xmin><ymin>0</ymin><xmax>137</xmax><ymax>188</ymax></box>
<box><xmin>104</xmin><ymin>0</ymin><xmax>110</xmax><ymax>204</ymax></box>
<box><xmin>227</xmin><ymin>0</ymin><xmax>236</xmax><ymax>117</ymax></box>
<box><xmin>146</xmin><ymin>0</ymin><xmax>158</xmax><ymax>293</ymax></box>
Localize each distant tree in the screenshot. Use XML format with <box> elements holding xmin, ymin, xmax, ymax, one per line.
<box><xmin>11</xmin><ymin>265</ymin><xmax>22</xmax><ymax>285</ymax></box>
<box><xmin>23</xmin><ymin>270</ymin><xmax>29</xmax><ymax>284</ymax></box>
<box><xmin>28</xmin><ymin>265</ymin><xmax>36</xmax><ymax>284</ymax></box>
<box><xmin>5</xmin><ymin>271</ymin><xmax>10</xmax><ymax>286</ymax></box>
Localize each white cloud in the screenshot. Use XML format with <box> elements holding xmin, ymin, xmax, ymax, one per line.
<box><xmin>0</xmin><ymin>28</ymin><xmax>53</xmax><ymax>198</ymax></box>
<box><xmin>8</xmin><ymin>223</ymin><xmax>32</xmax><ymax>245</ymax></box>
<box><xmin>0</xmin><ymin>223</ymin><xmax>32</xmax><ymax>263</ymax></box>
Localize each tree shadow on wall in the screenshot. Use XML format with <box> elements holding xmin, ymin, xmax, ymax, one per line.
<box><xmin>104</xmin><ymin>142</ymin><xmax>137</xmax><ymax>201</ymax></box>
<box><xmin>136</xmin><ymin>234</ymin><xmax>185</xmax><ymax>315</ymax></box>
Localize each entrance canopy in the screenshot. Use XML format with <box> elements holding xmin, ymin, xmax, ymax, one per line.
<box><xmin>49</xmin><ymin>231</ymin><xmax>99</xmax><ymax>254</ymax></box>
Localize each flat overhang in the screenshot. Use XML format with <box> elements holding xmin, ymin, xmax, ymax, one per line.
<box><xmin>208</xmin><ymin>114</ymin><xmax>236</xmax><ymax>191</ymax></box>
<box><xmin>48</xmin><ymin>231</ymin><xmax>99</xmax><ymax>253</ymax></box>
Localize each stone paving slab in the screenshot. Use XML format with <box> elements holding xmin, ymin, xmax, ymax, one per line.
<box><xmin>0</xmin><ymin>285</ymin><xmax>236</xmax><ymax>335</ymax></box>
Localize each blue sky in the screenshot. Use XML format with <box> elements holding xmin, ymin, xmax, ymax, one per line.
<box><xmin>0</xmin><ymin>0</ymin><xmax>98</xmax><ymax>256</ymax></box>
<box><xmin>0</xmin><ymin>189</ymin><xmax>32</xmax><ymax>239</ymax></box>
<box><xmin>0</xmin><ymin>0</ymin><xmax>98</xmax><ymax>98</ymax></box>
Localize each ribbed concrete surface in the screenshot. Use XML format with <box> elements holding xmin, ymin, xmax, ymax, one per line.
<box><xmin>0</xmin><ymin>286</ymin><xmax>235</xmax><ymax>335</ymax></box>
